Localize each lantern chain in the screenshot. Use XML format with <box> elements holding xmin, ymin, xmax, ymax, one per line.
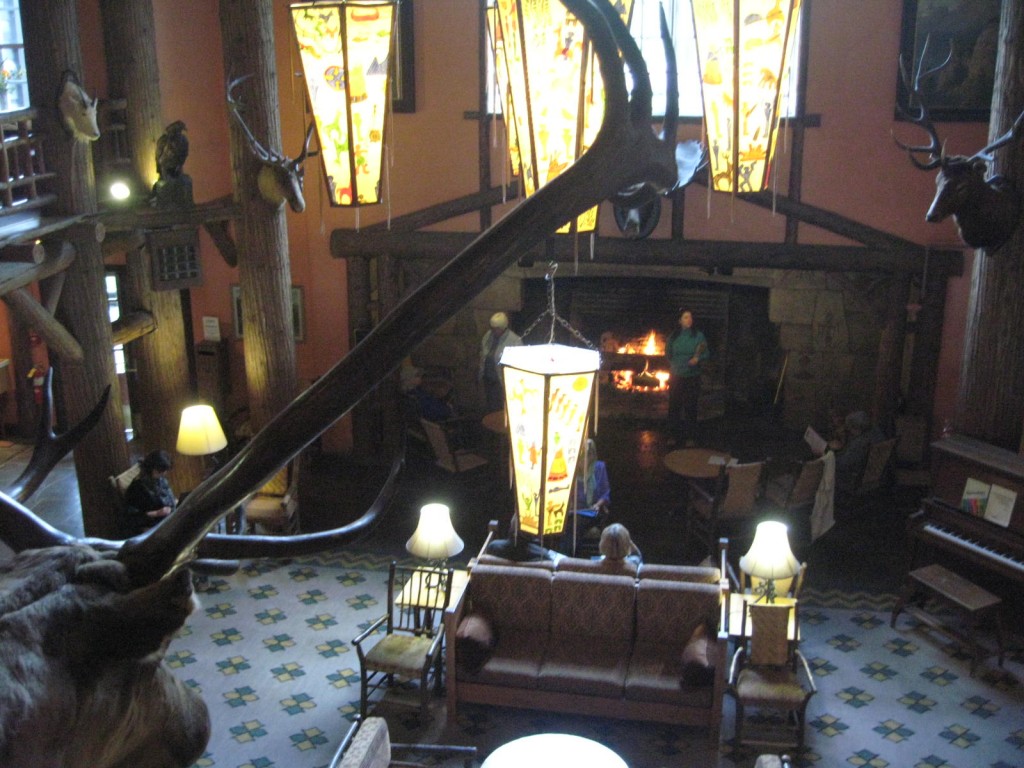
<box><xmin>520</xmin><ymin>262</ymin><xmax>596</xmax><ymax>349</ymax></box>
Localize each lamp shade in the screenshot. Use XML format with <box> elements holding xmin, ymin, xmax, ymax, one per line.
<box><xmin>490</xmin><ymin>0</ymin><xmax>634</xmax><ymax>234</ymax></box>
<box><xmin>290</xmin><ymin>1</ymin><xmax>395</xmax><ymax>206</ymax></box>
<box><xmin>739</xmin><ymin>520</ymin><xmax>800</xmax><ymax>581</ymax></box>
<box><xmin>691</xmin><ymin>0</ymin><xmax>802</xmax><ymax>192</ymax></box>
<box><xmin>406</xmin><ymin>503</ymin><xmax>464</xmax><ymax>560</ymax></box>
<box><xmin>501</xmin><ymin>344</ymin><xmax>600</xmax><ymax>537</ymax></box>
<box><xmin>176</xmin><ymin>404</ymin><xmax>228</xmax><ymax>456</ymax></box>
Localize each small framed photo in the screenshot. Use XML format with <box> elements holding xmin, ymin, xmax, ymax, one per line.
<box><xmin>231</xmin><ymin>285</ymin><xmax>305</xmax><ymax>342</ymax></box>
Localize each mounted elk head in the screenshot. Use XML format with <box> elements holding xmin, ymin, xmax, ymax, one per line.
<box><xmin>895</xmin><ymin>42</ymin><xmax>1024</xmax><ymax>250</ymax></box>
<box><xmin>227</xmin><ymin>75</ymin><xmax>315</xmax><ymax>213</ymax></box>
<box><xmin>57</xmin><ymin>70</ymin><xmax>100</xmax><ymax>142</ymax></box>
<box><xmin>1</xmin><ymin>2</ymin><xmax>678</xmax><ymax>766</ymax></box>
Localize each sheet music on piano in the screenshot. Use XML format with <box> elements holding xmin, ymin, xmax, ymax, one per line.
<box><xmin>985</xmin><ymin>485</ymin><xmax>1017</xmax><ymax>528</ymax></box>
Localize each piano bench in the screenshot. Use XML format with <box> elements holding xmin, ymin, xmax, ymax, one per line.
<box><xmin>891</xmin><ymin>563</ymin><xmax>1006</xmax><ymax>676</ymax></box>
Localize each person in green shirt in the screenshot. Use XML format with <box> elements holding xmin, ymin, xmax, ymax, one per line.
<box><xmin>667</xmin><ymin>309</ymin><xmax>709</xmax><ymax>446</ymax></box>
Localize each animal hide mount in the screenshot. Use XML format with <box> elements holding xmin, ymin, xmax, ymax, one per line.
<box><xmin>895</xmin><ymin>42</ymin><xmax>1024</xmax><ymax>250</ymax></box>
<box><xmin>57</xmin><ymin>70</ymin><xmax>100</xmax><ymax>143</ymax></box>
<box><xmin>227</xmin><ymin>75</ymin><xmax>315</xmax><ymax>213</ymax></box>
<box><xmin>1</xmin><ymin>0</ymin><xmax>680</xmax><ymax>764</ymax></box>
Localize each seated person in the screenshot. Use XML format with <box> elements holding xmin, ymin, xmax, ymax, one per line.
<box><xmin>122</xmin><ymin>449</ymin><xmax>177</xmax><ymax>537</ymax></box>
<box><xmin>560</xmin><ymin>439</ymin><xmax>611</xmax><ymax>553</ymax></box>
<box><xmin>598</xmin><ymin>523</ymin><xmax>642</xmax><ymax>566</ymax></box>
<box><xmin>833</xmin><ymin>411</ymin><xmax>885</xmax><ymax>495</ymax></box>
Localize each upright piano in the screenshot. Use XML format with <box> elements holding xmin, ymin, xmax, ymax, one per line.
<box><xmin>908</xmin><ymin>434</ymin><xmax>1024</xmax><ymax>619</ymax></box>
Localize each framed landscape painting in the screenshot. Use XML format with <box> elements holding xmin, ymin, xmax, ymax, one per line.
<box><xmin>896</xmin><ymin>0</ymin><xmax>1000</xmax><ymax>122</ymax></box>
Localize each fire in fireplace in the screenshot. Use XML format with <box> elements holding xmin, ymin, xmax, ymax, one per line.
<box><xmin>606</xmin><ymin>330</ymin><xmax>670</xmax><ymax>392</ymax></box>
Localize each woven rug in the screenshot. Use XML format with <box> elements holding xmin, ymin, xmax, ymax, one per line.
<box><xmin>168</xmin><ymin>553</ymin><xmax>1023</xmax><ymax>768</ymax></box>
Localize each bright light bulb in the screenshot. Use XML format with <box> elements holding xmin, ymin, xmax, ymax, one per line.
<box><xmin>109</xmin><ymin>180</ymin><xmax>131</xmax><ymax>201</ymax></box>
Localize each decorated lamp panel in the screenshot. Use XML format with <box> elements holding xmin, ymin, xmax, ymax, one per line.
<box><xmin>291</xmin><ymin>2</ymin><xmax>394</xmax><ymax>206</ymax></box>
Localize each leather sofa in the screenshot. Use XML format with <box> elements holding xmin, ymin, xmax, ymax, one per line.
<box><xmin>444</xmin><ymin>538</ymin><xmax>730</xmax><ymax>736</ymax></box>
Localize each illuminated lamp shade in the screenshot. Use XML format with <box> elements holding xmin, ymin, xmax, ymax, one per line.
<box><xmin>290</xmin><ymin>1</ymin><xmax>395</xmax><ymax>206</ymax></box>
<box><xmin>491</xmin><ymin>0</ymin><xmax>634</xmax><ymax>234</ymax></box>
<box><xmin>690</xmin><ymin>0</ymin><xmax>801</xmax><ymax>192</ymax></box>
<box><xmin>406</xmin><ymin>503</ymin><xmax>465</xmax><ymax>564</ymax></box>
<box><xmin>739</xmin><ymin>520</ymin><xmax>800</xmax><ymax>603</ymax></box>
<box><xmin>176</xmin><ymin>404</ymin><xmax>228</xmax><ymax>457</ymax></box>
<box><xmin>500</xmin><ymin>344</ymin><xmax>600</xmax><ymax>537</ymax></box>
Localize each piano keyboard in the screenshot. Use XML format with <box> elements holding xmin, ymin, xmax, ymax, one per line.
<box><xmin>922</xmin><ymin>523</ymin><xmax>1024</xmax><ymax>576</ymax></box>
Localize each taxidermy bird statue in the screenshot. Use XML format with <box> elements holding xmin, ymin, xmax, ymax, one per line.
<box><xmin>151</xmin><ymin>120</ymin><xmax>194</xmax><ymax>207</ymax></box>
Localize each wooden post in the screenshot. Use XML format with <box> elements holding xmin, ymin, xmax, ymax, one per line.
<box><xmin>21</xmin><ymin>1</ymin><xmax>130</xmax><ymax>538</ymax></box>
<box><xmin>219</xmin><ymin>0</ymin><xmax>299</xmax><ymax>434</ymax></box>
<box><xmin>956</xmin><ymin>3</ymin><xmax>1024</xmax><ymax>450</ymax></box>
<box><xmin>99</xmin><ymin>0</ymin><xmax>205</xmax><ymax>493</ymax></box>
<box><xmin>872</xmin><ymin>274</ymin><xmax>910</xmax><ymax>431</ymax></box>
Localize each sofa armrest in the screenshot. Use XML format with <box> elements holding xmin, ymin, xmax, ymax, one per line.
<box><xmin>444</xmin><ymin>575</ymin><xmax>472</xmax><ymax>716</ymax></box>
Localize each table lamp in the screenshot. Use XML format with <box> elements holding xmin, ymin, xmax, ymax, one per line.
<box><xmin>739</xmin><ymin>520</ymin><xmax>800</xmax><ymax>603</ymax></box>
<box><xmin>176</xmin><ymin>404</ymin><xmax>228</xmax><ymax>457</ymax></box>
<box><xmin>406</xmin><ymin>502</ymin><xmax>464</xmax><ymax>568</ymax></box>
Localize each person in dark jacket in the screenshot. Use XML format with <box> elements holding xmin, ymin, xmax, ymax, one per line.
<box><xmin>666</xmin><ymin>309</ymin><xmax>710</xmax><ymax>446</ymax></box>
<box><xmin>122</xmin><ymin>449</ymin><xmax>177</xmax><ymax>536</ymax></box>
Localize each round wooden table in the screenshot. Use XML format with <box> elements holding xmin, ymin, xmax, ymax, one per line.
<box><xmin>663</xmin><ymin>447</ymin><xmax>732</xmax><ymax>479</ymax></box>
<box><xmin>481</xmin><ymin>733</ymin><xmax>627</xmax><ymax>768</ymax></box>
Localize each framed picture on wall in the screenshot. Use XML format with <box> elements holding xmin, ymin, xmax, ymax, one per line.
<box><xmin>896</xmin><ymin>0</ymin><xmax>1000</xmax><ymax>122</ymax></box>
<box><xmin>231</xmin><ymin>285</ymin><xmax>305</xmax><ymax>342</ymax></box>
<box><xmin>391</xmin><ymin>0</ymin><xmax>415</xmax><ymax>113</ymax></box>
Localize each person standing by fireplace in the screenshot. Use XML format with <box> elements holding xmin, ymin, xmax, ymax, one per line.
<box><xmin>479</xmin><ymin>311</ymin><xmax>522</xmax><ymax>412</ymax></box>
<box><xmin>667</xmin><ymin>309</ymin><xmax>709</xmax><ymax>446</ymax></box>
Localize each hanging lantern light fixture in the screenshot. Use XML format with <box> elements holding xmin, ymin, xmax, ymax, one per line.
<box><xmin>690</xmin><ymin>0</ymin><xmax>801</xmax><ymax>193</ymax></box>
<box><xmin>491</xmin><ymin>0</ymin><xmax>634</xmax><ymax>234</ymax></box>
<box><xmin>290</xmin><ymin>1</ymin><xmax>396</xmax><ymax>206</ymax></box>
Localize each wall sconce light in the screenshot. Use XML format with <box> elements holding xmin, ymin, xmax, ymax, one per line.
<box><xmin>691</xmin><ymin>0</ymin><xmax>801</xmax><ymax>193</ymax></box>
<box><xmin>739</xmin><ymin>520</ymin><xmax>800</xmax><ymax>603</ymax></box>
<box><xmin>176</xmin><ymin>404</ymin><xmax>228</xmax><ymax>458</ymax></box>
<box><xmin>501</xmin><ymin>343</ymin><xmax>599</xmax><ymax>538</ymax></box>
<box><xmin>406</xmin><ymin>502</ymin><xmax>465</xmax><ymax>567</ymax></box>
<box><xmin>490</xmin><ymin>0</ymin><xmax>634</xmax><ymax>234</ymax></box>
<box><xmin>290</xmin><ymin>1</ymin><xmax>396</xmax><ymax>207</ymax></box>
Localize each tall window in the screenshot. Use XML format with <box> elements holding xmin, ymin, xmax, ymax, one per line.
<box><xmin>0</xmin><ymin>0</ymin><xmax>26</xmax><ymax>113</ymax></box>
<box><xmin>486</xmin><ymin>0</ymin><xmax>802</xmax><ymax>120</ymax></box>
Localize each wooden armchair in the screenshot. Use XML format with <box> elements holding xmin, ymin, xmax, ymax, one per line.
<box><xmin>688</xmin><ymin>460</ymin><xmax>765</xmax><ymax>558</ymax></box>
<box><xmin>419</xmin><ymin>419</ymin><xmax>487</xmax><ymax>473</ymax></box>
<box><xmin>352</xmin><ymin>562</ymin><xmax>454</xmax><ymax>719</ymax></box>
<box><xmin>328</xmin><ymin>716</ymin><xmax>475</xmax><ymax>768</ymax></box>
<box><xmin>728</xmin><ymin>601</ymin><xmax>816</xmax><ymax>750</ymax></box>
<box><xmin>242</xmin><ymin>462</ymin><xmax>299</xmax><ymax>534</ymax></box>
<box><xmin>764</xmin><ymin>455</ymin><xmax>825</xmax><ymax>514</ymax></box>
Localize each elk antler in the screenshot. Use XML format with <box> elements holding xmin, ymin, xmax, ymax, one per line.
<box><xmin>894</xmin><ymin>37</ymin><xmax>951</xmax><ymax>170</ymax></box>
<box><xmin>227</xmin><ymin>75</ymin><xmax>315</xmax><ymax>213</ymax></box>
<box><xmin>118</xmin><ymin>0</ymin><xmax>680</xmax><ymax>586</ymax></box>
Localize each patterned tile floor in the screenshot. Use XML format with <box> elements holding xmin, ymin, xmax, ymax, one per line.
<box><xmin>168</xmin><ymin>551</ymin><xmax>1023</xmax><ymax>768</ymax></box>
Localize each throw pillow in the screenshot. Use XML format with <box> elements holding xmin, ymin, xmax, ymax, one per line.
<box><xmin>456</xmin><ymin>613</ymin><xmax>496</xmax><ymax>674</ymax></box>
<box><xmin>681</xmin><ymin>622</ymin><xmax>715</xmax><ymax>687</ymax></box>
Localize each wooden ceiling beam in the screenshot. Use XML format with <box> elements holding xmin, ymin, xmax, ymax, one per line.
<box><xmin>331</xmin><ymin>229</ymin><xmax>962</xmax><ymax>275</ymax></box>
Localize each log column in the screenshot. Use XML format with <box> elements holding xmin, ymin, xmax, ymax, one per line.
<box><xmin>219</xmin><ymin>0</ymin><xmax>299</xmax><ymax>434</ymax></box>
<box><xmin>21</xmin><ymin>1</ymin><xmax>130</xmax><ymax>538</ymax></box>
<box><xmin>100</xmin><ymin>0</ymin><xmax>204</xmax><ymax>492</ymax></box>
<box><xmin>956</xmin><ymin>3</ymin><xmax>1024</xmax><ymax>452</ymax></box>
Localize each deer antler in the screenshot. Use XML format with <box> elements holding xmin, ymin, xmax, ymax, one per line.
<box><xmin>117</xmin><ymin>0</ymin><xmax>679</xmax><ymax>586</ymax></box>
<box><xmin>894</xmin><ymin>37</ymin><xmax>952</xmax><ymax>170</ymax></box>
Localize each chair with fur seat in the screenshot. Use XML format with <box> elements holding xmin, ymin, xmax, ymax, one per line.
<box><xmin>728</xmin><ymin>601</ymin><xmax>816</xmax><ymax>751</ymax></box>
<box><xmin>352</xmin><ymin>562</ymin><xmax>454</xmax><ymax>719</ymax></box>
<box><xmin>328</xmin><ymin>715</ymin><xmax>475</xmax><ymax>768</ymax></box>
<box><xmin>242</xmin><ymin>462</ymin><xmax>299</xmax><ymax>534</ymax></box>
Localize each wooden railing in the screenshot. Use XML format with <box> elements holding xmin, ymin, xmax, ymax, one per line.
<box><xmin>0</xmin><ymin>107</ymin><xmax>56</xmax><ymax>220</ymax></box>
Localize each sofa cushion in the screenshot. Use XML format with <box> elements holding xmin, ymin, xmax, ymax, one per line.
<box><xmin>538</xmin><ymin>639</ymin><xmax>632</xmax><ymax>697</ymax></box>
<box><xmin>456</xmin><ymin>613</ymin><xmax>496</xmax><ymax>674</ymax></box>
<box><xmin>457</xmin><ymin>628</ymin><xmax>544</xmax><ymax>688</ymax></box>
<box><xmin>555</xmin><ymin>556</ymin><xmax>638</xmax><ymax>577</ymax></box>
<box><xmin>623</xmin><ymin>653</ymin><xmax>715</xmax><ymax>708</ymax></box>
<box><xmin>549</xmin><ymin>571</ymin><xmax>636</xmax><ymax>644</ymax></box>
<box><xmin>469</xmin><ymin>564</ymin><xmax>552</xmax><ymax>635</ymax></box>
<box><xmin>634</xmin><ymin>580</ymin><xmax>720</xmax><ymax>652</ymax></box>
<box><xmin>680</xmin><ymin>622</ymin><xmax>716</xmax><ymax>687</ymax></box>
<box><xmin>636</xmin><ymin>563</ymin><xmax>720</xmax><ymax>584</ymax></box>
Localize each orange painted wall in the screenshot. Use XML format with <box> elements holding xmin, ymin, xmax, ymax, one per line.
<box><xmin>56</xmin><ymin>0</ymin><xmax>985</xmax><ymax>449</ymax></box>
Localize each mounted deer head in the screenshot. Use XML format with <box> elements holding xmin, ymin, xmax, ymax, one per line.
<box><xmin>895</xmin><ymin>40</ymin><xmax>1024</xmax><ymax>250</ymax></box>
<box><xmin>1</xmin><ymin>2</ymin><xmax>680</xmax><ymax>765</ymax></box>
<box><xmin>57</xmin><ymin>70</ymin><xmax>100</xmax><ymax>142</ymax></box>
<box><xmin>227</xmin><ymin>75</ymin><xmax>315</xmax><ymax>213</ymax></box>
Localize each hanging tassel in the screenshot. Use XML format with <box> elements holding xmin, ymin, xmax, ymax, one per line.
<box><xmin>385</xmin><ymin>143</ymin><xmax>392</xmax><ymax>230</ymax></box>
<box><xmin>593</xmin><ymin>379</ymin><xmax>599</xmax><ymax>436</ymax></box>
<box><xmin>589</xmin><ymin>231</ymin><xmax>595</xmax><ymax>261</ymax></box>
